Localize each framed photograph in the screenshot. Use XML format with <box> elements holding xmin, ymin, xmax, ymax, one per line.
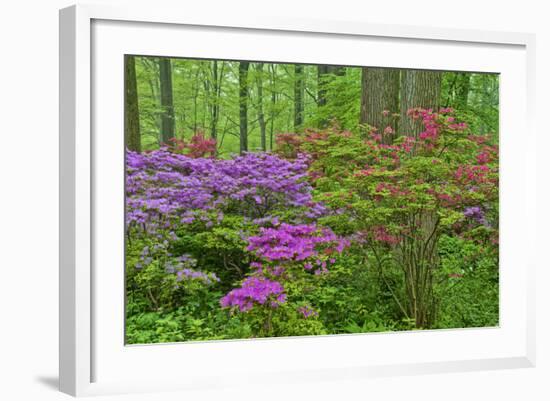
<box><xmin>59</xmin><ymin>4</ymin><xmax>536</xmax><ymax>396</ymax></box>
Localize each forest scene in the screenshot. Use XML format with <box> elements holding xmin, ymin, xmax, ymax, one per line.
<box><xmin>124</xmin><ymin>55</ymin><xmax>499</xmax><ymax>344</ymax></box>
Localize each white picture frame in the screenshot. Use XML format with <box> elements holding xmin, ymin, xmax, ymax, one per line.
<box><xmin>59</xmin><ymin>3</ymin><xmax>536</xmax><ymax>397</ymax></box>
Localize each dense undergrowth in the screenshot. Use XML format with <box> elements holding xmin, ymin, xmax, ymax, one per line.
<box><xmin>125</xmin><ymin>108</ymin><xmax>498</xmax><ymax>343</ymax></box>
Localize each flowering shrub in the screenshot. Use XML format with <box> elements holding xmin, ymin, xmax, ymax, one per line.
<box><xmin>126</xmin><ymin>149</ymin><xmax>318</xmax><ymax>228</ymax></box>
<box><xmin>246</xmin><ymin>223</ymin><xmax>346</xmax><ymax>264</ymax></box>
<box><xmin>176</xmin><ymin>268</ymin><xmax>220</xmax><ymax>286</ymax></box>
<box><xmin>282</xmin><ymin>108</ymin><xmax>498</xmax><ymax>327</ymax></box>
<box><xmin>220</xmin><ymin>276</ymin><xmax>287</xmax><ymax>312</ymax></box>
<box><xmin>297</xmin><ymin>305</ymin><xmax>319</xmax><ymax>319</ymax></box>
<box><xmin>214</xmin><ymin>222</ymin><xmax>349</xmax><ymax>334</ymax></box>
<box><xmin>125</xmin><ymin>107</ymin><xmax>499</xmax><ymax>342</ymax></box>
<box><xmin>167</xmin><ymin>132</ymin><xmax>217</xmax><ymax>158</ymax></box>
<box><xmin>463</xmin><ymin>206</ymin><xmax>488</xmax><ymax>226</ymax></box>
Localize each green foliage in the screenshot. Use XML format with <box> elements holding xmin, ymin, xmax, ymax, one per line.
<box><xmin>134</xmin><ymin>57</ymin><xmax>499</xmax><ymax>157</ymax></box>
<box><xmin>442</xmin><ymin>72</ymin><xmax>499</xmax><ymax>140</ymax></box>
<box><xmin>314</xmin><ymin>68</ymin><xmax>362</xmax><ymax>131</ymax></box>
<box><xmin>435</xmin><ymin>235</ymin><xmax>499</xmax><ymax>328</ymax></box>
<box><xmin>290</xmin><ymin>109</ymin><xmax>498</xmax><ymax>328</ymax></box>
<box><xmin>125</xmin><ymin>57</ymin><xmax>499</xmax><ymax>343</ymax></box>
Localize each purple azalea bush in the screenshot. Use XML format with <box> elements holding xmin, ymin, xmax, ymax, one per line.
<box><xmin>126</xmin><ymin>148</ymin><xmax>350</xmax><ymax>335</ymax></box>
<box><xmin>246</xmin><ymin>223</ymin><xmax>349</xmax><ymax>275</ymax></box>
<box><xmin>126</xmin><ymin>149</ymin><xmax>321</xmax><ymax>228</ymax></box>
<box><xmin>463</xmin><ymin>206</ymin><xmax>489</xmax><ymax>226</ymax></box>
<box><xmin>220</xmin><ymin>276</ymin><xmax>287</xmax><ymax>312</ymax></box>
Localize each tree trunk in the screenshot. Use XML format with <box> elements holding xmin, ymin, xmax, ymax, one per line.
<box><xmin>317</xmin><ymin>65</ymin><xmax>345</xmax><ymax>106</ymax></box>
<box><xmin>159</xmin><ymin>58</ymin><xmax>175</xmax><ymax>144</ymax></box>
<box><xmin>210</xmin><ymin>60</ymin><xmax>220</xmax><ymax>140</ymax></box>
<box><xmin>294</xmin><ymin>64</ymin><xmax>304</xmax><ymax>130</ymax></box>
<box><xmin>269</xmin><ymin>64</ymin><xmax>277</xmax><ymax>151</ymax></box>
<box><xmin>202</xmin><ymin>62</ymin><xmax>212</xmax><ymax>137</ymax></box>
<box><xmin>359</xmin><ymin>67</ymin><xmax>400</xmax><ymax>143</ymax></box>
<box><xmin>317</xmin><ymin>65</ymin><xmax>328</xmax><ymax>108</ymax></box>
<box><xmin>317</xmin><ymin>65</ymin><xmax>345</xmax><ymax>127</ymax></box>
<box><xmin>456</xmin><ymin>72</ymin><xmax>471</xmax><ymax>109</ymax></box>
<box><xmin>398</xmin><ymin>69</ymin><xmax>443</xmax><ymax>328</ymax></box>
<box><xmin>238</xmin><ymin>61</ymin><xmax>250</xmax><ymax>154</ymax></box>
<box><xmin>141</xmin><ymin>58</ymin><xmax>161</xmax><ymax>139</ymax></box>
<box><xmin>400</xmin><ymin>69</ymin><xmax>442</xmax><ymax>137</ymax></box>
<box><xmin>124</xmin><ymin>55</ymin><xmax>141</xmax><ymax>152</ymax></box>
<box><xmin>191</xmin><ymin>68</ymin><xmax>200</xmax><ymax>134</ymax></box>
<box><xmin>256</xmin><ymin>63</ymin><xmax>267</xmax><ymax>151</ymax></box>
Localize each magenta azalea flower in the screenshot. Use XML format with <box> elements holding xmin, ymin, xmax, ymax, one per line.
<box><xmin>220</xmin><ymin>277</ymin><xmax>286</xmax><ymax>312</ymax></box>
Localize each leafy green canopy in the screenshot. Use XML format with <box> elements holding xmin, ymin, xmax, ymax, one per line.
<box><xmin>133</xmin><ymin>58</ymin><xmax>498</xmax><ymax>156</ymax></box>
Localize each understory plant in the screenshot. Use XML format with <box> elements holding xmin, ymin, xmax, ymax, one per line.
<box><xmin>277</xmin><ymin>108</ymin><xmax>498</xmax><ymax>328</ymax></box>
<box><xmin>125</xmin><ymin>108</ymin><xmax>499</xmax><ymax>342</ymax></box>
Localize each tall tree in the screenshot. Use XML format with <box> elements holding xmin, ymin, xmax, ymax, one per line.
<box><xmin>140</xmin><ymin>57</ymin><xmax>161</xmax><ymax>138</ymax></box>
<box><xmin>455</xmin><ymin>72</ymin><xmax>471</xmax><ymax>109</ymax></box>
<box><xmin>269</xmin><ymin>64</ymin><xmax>278</xmax><ymax>151</ymax></box>
<box><xmin>210</xmin><ymin>60</ymin><xmax>224</xmax><ymax>140</ymax></box>
<box><xmin>202</xmin><ymin>60</ymin><xmax>225</xmax><ymax>141</ymax></box>
<box><xmin>317</xmin><ymin>65</ymin><xmax>345</xmax><ymax>126</ymax></box>
<box><xmin>159</xmin><ymin>58</ymin><xmax>175</xmax><ymax>144</ymax></box>
<box><xmin>398</xmin><ymin>69</ymin><xmax>443</xmax><ymax>328</ymax></box>
<box><xmin>294</xmin><ymin>65</ymin><xmax>304</xmax><ymax>130</ymax></box>
<box><xmin>400</xmin><ymin>70</ymin><xmax>442</xmax><ymax>137</ymax></box>
<box><xmin>360</xmin><ymin>67</ymin><xmax>400</xmax><ymax>143</ymax></box>
<box><xmin>317</xmin><ymin>65</ymin><xmax>328</xmax><ymax>108</ymax></box>
<box><xmin>317</xmin><ymin>65</ymin><xmax>345</xmax><ymax>106</ymax></box>
<box><xmin>238</xmin><ymin>61</ymin><xmax>250</xmax><ymax>154</ymax></box>
<box><xmin>256</xmin><ymin>63</ymin><xmax>267</xmax><ymax>151</ymax></box>
<box><xmin>124</xmin><ymin>55</ymin><xmax>141</xmax><ymax>152</ymax></box>
<box><xmin>191</xmin><ymin>67</ymin><xmax>200</xmax><ymax>134</ymax></box>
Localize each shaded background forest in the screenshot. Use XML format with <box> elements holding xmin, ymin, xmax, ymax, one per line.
<box><xmin>125</xmin><ymin>56</ymin><xmax>498</xmax><ymax>154</ymax></box>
